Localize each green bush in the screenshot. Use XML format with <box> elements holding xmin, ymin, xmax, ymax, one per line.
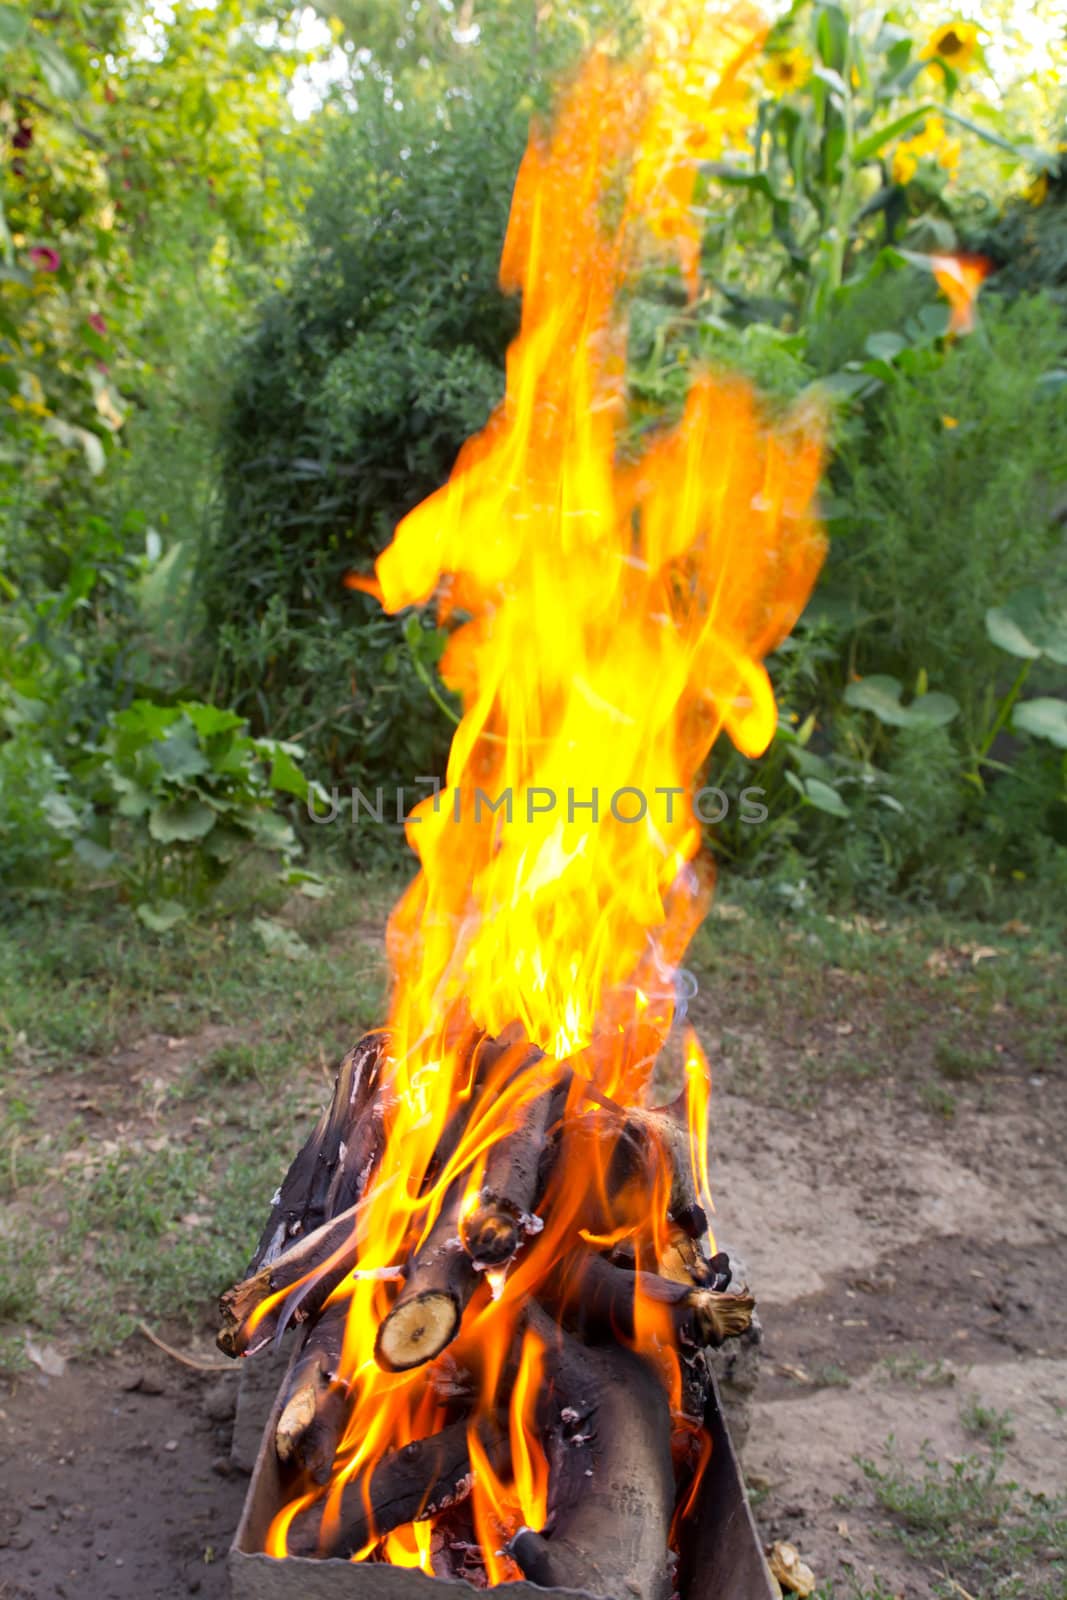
<box><xmin>65</xmin><ymin>699</ymin><xmax>321</xmax><ymax>927</ymax></box>
<box><xmin>830</xmin><ymin>294</ymin><xmax>1067</xmax><ymax>743</ymax></box>
<box><xmin>196</xmin><ymin>62</ymin><xmax>537</xmax><ymax>782</ymax></box>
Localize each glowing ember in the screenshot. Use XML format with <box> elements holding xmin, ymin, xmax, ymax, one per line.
<box><xmin>258</xmin><ymin>0</ymin><xmax>825</xmax><ymax>1580</ymax></box>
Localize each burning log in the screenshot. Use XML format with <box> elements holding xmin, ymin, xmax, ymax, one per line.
<box><xmin>274</xmin><ymin>1298</ymin><xmax>350</xmax><ymax>1483</ymax></box>
<box><xmin>459</xmin><ymin>1052</ymin><xmax>563</xmax><ymax>1266</ymax></box>
<box><xmin>511</xmin><ymin>1309</ymin><xmax>675</xmax><ymax>1600</ymax></box>
<box><xmin>377</xmin><ymin>1037</ymin><xmax>563</xmax><ymax>1368</ymax></box>
<box><xmin>287</xmin><ymin>1417</ymin><xmax>510</xmax><ymax>1559</ymax></box>
<box><xmin>245</xmin><ymin>1035</ymin><xmax>385</xmax><ymax>1275</ymax></box>
<box><xmin>543</xmin><ymin>1251</ymin><xmax>754</xmax><ymax>1351</ymax></box>
<box><xmin>218</xmin><ymin>1200</ymin><xmax>366</xmax><ymax>1357</ymax></box>
<box><xmin>374</xmin><ymin>1185</ymin><xmax>478</xmax><ymax>1373</ymax></box>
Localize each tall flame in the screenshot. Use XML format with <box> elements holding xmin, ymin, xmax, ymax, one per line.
<box><xmin>270</xmin><ymin>0</ymin><xmax>824</xmax><ymax>1574</ymax></box>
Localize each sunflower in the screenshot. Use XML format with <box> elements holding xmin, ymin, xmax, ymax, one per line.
<box><xmin>891</xmin><ymin>114</ymin><xmax>961</xmax><ymax>185</ymax></box>
<box><xmin>762</xmin><ymin>47</ymin><xmax>811</xmax><ymax>95</ymax></box>
<box><xmin>924</xmin><ymin>21</ymin><xmax>979</xmax><ymax>72</ymax></box>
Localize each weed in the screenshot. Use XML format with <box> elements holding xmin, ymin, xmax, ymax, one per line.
<box><xmin>961</xmin><ymin>1400</ymin><xmax>1016</xmax><ymax>1448</ymax></box>
<box><xmin>880</xmin><ymin>1353</ymin><xmax>957</xmax><ymax>1388</ymax></box>
<box><xmin>859</xmin><ymin>1441</ymin><xmax>1067</xmax><ymax>1600</ymax></box>
<box><xmin>813</xmin><ymin>1362</ymin><xmax>853</xmax><ymax>1389</ymax></box>
<box><xmin>935</xmin><ymin>1039</ymin><xmax>996</xmax><ymax>1081</ymax></box>
<box><xmin>919</xmin><ymin>1082</ymin><xmax>957</xmax><ymax>1119</ymax></box>
<box><xmin>200</xmin><ymin>1041</ymin><xmax>261</xmax><ymax>1085</ymax></box>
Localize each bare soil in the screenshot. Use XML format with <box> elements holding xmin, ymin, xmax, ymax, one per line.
<box><xmin>1</xmin><ymin>941</ymin><xmax>1065</xmax><ymax>1600</ymax></box>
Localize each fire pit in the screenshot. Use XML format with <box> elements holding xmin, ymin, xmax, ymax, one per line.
<box><xmin>216</xmin><ymin>3</ymin><xmax>824</xmax><ymax>1594</ymax></box>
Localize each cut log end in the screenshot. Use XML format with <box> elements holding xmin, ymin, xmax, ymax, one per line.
<box><xmin>275</xmin><ymin>1382</ymin><xmax>319</xmax><ymax>1463</ymax></box>
<box><xmin>689</xmin><ymin>1287</ymin><xmax>755</xmax><ymax>1346</ymax></box>
<box><xmin>375</xmin><ymin>1290</ymin><xmax>461</xmax><ymax>1372</ymax></box>
<box><xmin>461</xmin><ymin>1208</ymin><xmax>520</xmax><ymax>1266</ymax></box>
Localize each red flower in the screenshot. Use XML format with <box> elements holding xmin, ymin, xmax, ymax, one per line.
<box><xmin>28</xmin><ymin>246</ymin><xmax>60</xmax><ymax>272</ymax></box>
<box><xmin>88</xmin><ymin>313</ymin><xmax>107</xmax><ymax>337</ymax></box>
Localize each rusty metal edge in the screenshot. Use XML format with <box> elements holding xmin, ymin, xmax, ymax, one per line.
<box><xmin>229</xmin><ymin>1345</ymin><xmax>776</xmax><ymax>1600</ymax></box>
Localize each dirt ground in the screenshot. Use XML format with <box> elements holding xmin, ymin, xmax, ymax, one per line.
<box><xmin>1</xmin><ymin>952</ymin><xmax>1065</xmax><ymax>1599</ymax></box>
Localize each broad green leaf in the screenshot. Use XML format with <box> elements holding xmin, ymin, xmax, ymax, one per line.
<box><xmin>137</xmin><ymin>900</ymin><xmax>188</xmax><ymax>932</ymax></box>
<box><xmin>155</xmin><ymin>723</ymin><xmax>210</xmax><ymax>780</ymax></box>
<box><xmin>148</xmin><ymin>798</ymin><xmax>216</xmax><ymax>843</ymax></box>
<box><xmin>845</xmin><ymin>676</ymin><xmax>959</xmax><ymax>727</ymax></box>
<box><xmin>909</xmin><ymin>692</ymin><xmax>961</xmax><ymax>727</ymax></box>
<box><xmin>39</xmin><ymin>792</ymin><xmax>81</xmax><ymax>836</ymax></box>
<box><xmin>985</xmin><ymin>589</ymin><xmax>1067</xmax><ymax>666</ymax></box>
<box><xmin>32</xmin><ymin>37</ymin><xmax>83</xmax><ymax>100</ymax></box>
<box><xmin>246</xmin><ymin>809</ymin><xmax>297</xmax><ymax>852</ymax></box>
<box><xmin>803</xmin><ymin>777</ymin><xmax>850</xmax><ymax>817</ymax></box>
<box><xmin>267</xmin><ymin>745</ymin><xmax>309</xmax><ymax>800</ymax></box>
<box><xmin>114</xmin><ymin>700</ymin><xmax>178</xmax><ymax>741</ymax></box>
<box><xmin>282</xmin><ymin>868</ymin><xmax>328</xmax><ymax>899</ymax></box>
<box><xmin>865</xmin><ymin>331</ymin><xmax>907</xmax><ymax>362</ymax></box>
<box><xmin>180</xmin><ymin>701</ymin><xmax>246</xmax><ymax>739</ymax></box>
<box><xmin>1012</xmin><ymin>699</ymin><xmax>1067</xmax><ymax>749</ymax></box>
<box><xmin>111</xmin><ymin>775</ymin><xmax>154</xmax><ymax>818</ymax></box>
<box><xmin>252</xmin><ymin>916</ymin><xmax>309</xmax><ymax>960</ymax></box>
<box><xmin>0</xmin><ymin>6</ymin><xmax>28</xmax><ymax>52</ymax></box>
<box><xmin>73</xmin><ymin>836</ymin><xmax>115</xmax><ymax>871</ymax></box>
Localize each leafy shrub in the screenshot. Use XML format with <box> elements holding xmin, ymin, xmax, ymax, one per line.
<box><xmin>69</xmin><ymin>699</ymin><xmax>321</xmax><ymax>927</ymax></box>
<box><xmin>196</xmin><ymin>61</ymin><xmax>536</xmax><ymax>781</ymax></box>
<box><xmin>0</xmin><ymin>732</ymin><xmax>80</xmax><ymax>887</ymax></box>
<box><xmin>829</xmin><ymin>295</ymin><xmax>1067</xmax><ymax>743</ymax></box>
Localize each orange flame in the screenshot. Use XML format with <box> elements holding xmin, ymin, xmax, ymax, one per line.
<box><xmin>268</xmin><ymin>1</ymin><xmax>824</xmax><ymax>1575</ymax></box>
<box><xmin>931</xmin><ymin>252</ymin><xmax>991</xmax><ymax>334</ymax></box>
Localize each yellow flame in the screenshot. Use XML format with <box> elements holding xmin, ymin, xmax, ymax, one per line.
<box><xmin>268</xmin><ymin>1</ymin><xmax>824</xmax><ymax>1574</ymax></box>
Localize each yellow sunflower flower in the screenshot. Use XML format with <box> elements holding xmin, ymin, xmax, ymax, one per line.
<box><xmin>891</xmin><ymin>115</ymin><xmax>960</xmax><ymax>185</ymax></box>
<box><xmin>763</xmin><ymin>47</ymin><xmax>811</xmax><ymax>95</ymax></box>
<box><xmin>924</xmin><ymin>21</ymin><xmax>979</xmax><ymax>73</ymax></box>
<box><xmin>1026</xmin><ymin>173</ymin><xmax>1049</xmax><ymax>207</ymax></box>
<box><xmin>892</xmin><ymin>147</ymin><xmax>918</xmax><ymax>184</ymax></box>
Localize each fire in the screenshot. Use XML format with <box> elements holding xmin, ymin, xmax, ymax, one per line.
<box><xmin>931</xmin><ymin>252</ymin><xmax>991</xmax><ymax>334</ymax></box>
<box><xmin>266</xmin><ymin>0</ymin><xmax>824</xmax><ymax>1576</ymax></box>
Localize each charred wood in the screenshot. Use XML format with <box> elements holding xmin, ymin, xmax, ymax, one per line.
<box><xmin>287</xmin><ymin>1417</ymin><xmax>509</xmax><ymax>1560</ymax></box>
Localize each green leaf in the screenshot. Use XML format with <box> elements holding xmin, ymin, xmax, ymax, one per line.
<box><xmin>815</xmin><ymin>2</ymin><xmax>849</xmax><ymax>72</ymax></box>
<box><xmin>254</xmin><ymin>739</ymin><xmax>309</xmax><ymax>800</ymax></box>
<box><xmin>985</xmin><ymin>589</ymin><xmax>1067</xmax><ymax>666</ymax></box>
<box><xmin>1036</xmin><ymin>370</ymin><xmax>1067</xmax><ymax>397</ymax></box>
<box><xmin>852</xmin><ymin>105</ymin><xmax>937</xmax><ymax>165</ymax></box>
<box><xmin>864</xmin><ymin>331</ymin><xmax>906</xmax><ymax>362</ymax></box>
<box><xmin>137</xmin><ymin>900</ymin><xmax>188</xmax><ymax>932</ymax></box>
<box><xmin>39</xmin><ymin>792</ymin><xmax>81</xmax><ymax>837</ymax></box>
<box><xmin>1012</xmin><ymin>699</ymin><xmax>1067</xmax><ymax>749</ymax></box>
<box><xmin>155</xmin><ymin>723</ymin><xmax>210</xmax><ymax>781</ymax></box>
<box><xmin>179</xmin><ymin>701</ymin><xmax>246</xmax><ymax>739</ymax></box>
<box><xmin>845</xmin><ymin>675</ymin><xmax>960</xmax><ymax>728</ymax></box>
<box><xmin>244</xmin><ymin>809</ymin><xmax>297</xmax><ymax>854</ymax></box>
<box><xmin>803</xmin><ymin>777</ymin><xmax>850</xmax><ymax>817</ymax></box>
<box><xmin>31</xmin><ymin>36</ymin><xmax>84</xmax><ymax>100</ymax></box>
<box><xmin>252</xmin><ymin>916</ymin><xmax>309</xmax><ymax>960</ymax></box>
<box><xmin>0</xmin><ymin>6</ymin><xmax>28</xmax><ymax>52</ymax></box>
<box><xmin>148</xmin><ymin>799</ymin><xmax>216</xmax><ymax>843</ymax></box>
<box><xmin>73</xmin><ymin>836</ymin><xmax>115</xmax><ymax>871</ymax></box>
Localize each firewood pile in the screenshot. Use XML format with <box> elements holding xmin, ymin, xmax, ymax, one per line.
<box><xmin>217</xmin><ymin>1028</ymin><xmax>755</xmax><ymax>1599</ymax></box>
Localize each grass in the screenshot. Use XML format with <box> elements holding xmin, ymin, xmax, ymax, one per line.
<box><xmin>859</xmin><ymin>1441</ymin><xmax>1067</xmax><ymax>1600</ymax></box>
<box><xmin>0</xmin><ymin>861</ymin><xmax>399</xmax><ymax>1357</ymax></box>
<box><xmin>684</xmin><ymin>879</ymin><xmax>1066</xmax><ymax>1110</ymax></box>
<box><xmin>880</xmin><ymin>1353</ymin><xmax>957</xmax><ymax>1388</ymax></box>
<box><xmin>1</xmin><ymin>864</ymin><xmax>1063</xmax><ymax>1362</ymax></box>
<box><xmin>961</xmin><ymin>1400</ymin><xmax>1017</xmax><ymax>1449</ymax></box>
